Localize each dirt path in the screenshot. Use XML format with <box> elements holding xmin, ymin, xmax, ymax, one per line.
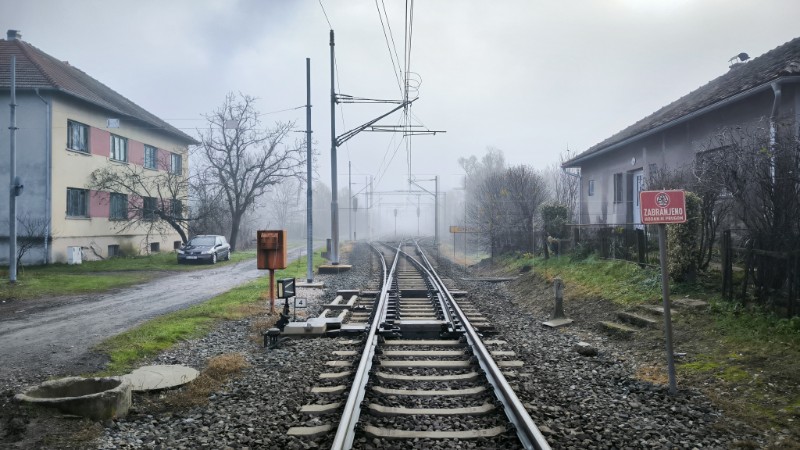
<box><xmin>0</xmin><ymin>249</ymin><xmax>305</xmax><ymax>383</ymax></box>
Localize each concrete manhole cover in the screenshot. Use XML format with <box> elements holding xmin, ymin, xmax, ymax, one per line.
<box><xmin>123</xmin><ymin>365</ymin><xmax>199</xmax><ymax>392</ymax></box>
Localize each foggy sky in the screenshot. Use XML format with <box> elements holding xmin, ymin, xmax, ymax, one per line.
<box><xmin>4</xmin><ymin>0</ymin><xmax>799</xmax><ymax>197</ymax></box>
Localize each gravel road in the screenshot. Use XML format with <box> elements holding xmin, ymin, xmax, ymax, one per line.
<box><xmin>0</xmin><ymin>248</ymin><xmax>305</xmax><ymax>386</ymax></box>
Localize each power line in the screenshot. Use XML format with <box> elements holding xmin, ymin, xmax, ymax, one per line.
<box><xmin>318</xmin><ymin>0</ymin><xmax>333</xmax><ymax>28</ymax></box>
<box><xmin>375</xmin><ymin>0</ymin><xmax>404</xmax><ymax>96</ymax></box>
<box><xmin>163</xmin><ymin>105</ymin><xmax>305</xmax><ymax>121</ymax></box>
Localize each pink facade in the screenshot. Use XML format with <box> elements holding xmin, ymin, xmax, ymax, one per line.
<box><xmin>90</xmin><ymin>128</ymin><xmax>110</xmax><ymax>157</ymax></box>
<box><xmin>90</xmin><ymin>190</ymin><xmax>109</xmax><ymax>217</ymax></box>
<box><xmin>129</xmin><ymin>140</ymin><xmax>144</xmax><ymax>165</ymax></box>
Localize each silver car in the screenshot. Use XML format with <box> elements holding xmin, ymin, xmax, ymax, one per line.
<box><xmin>177</xmin><ymin>235</ymin><xmax>231</xmax><ymax>264</ymax></box>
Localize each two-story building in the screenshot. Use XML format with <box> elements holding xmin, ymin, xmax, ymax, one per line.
<box><xmin>1</xmin><ymin>30</ymin><xmax>197</xmax><ymax>264</ymax></box>
<box><xmin>564</xmin><ymin>36</ymin><xmax>800</xmax><ymax>226</ymax></box>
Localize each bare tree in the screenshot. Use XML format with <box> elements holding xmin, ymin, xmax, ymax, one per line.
<box><xmin>545</xmin><ymin>149</ymin><xmax>580</xmax><ymax>222</ymax></box>
<box><xmin>188</xmin><ymin>165</ymin><xmax>229</xmax><ymax>238</ymax></box>
<box><xmin>196</xmin><ymin>92</ymin><xmax>305</xmax><ymax>251</ymax></box>
<box><xmin>88</xmin><ymin>153</ymin><xmax>190</xmax><ymax>243</ymax></box>
<box><xmin>470</xmin><ymin>170</ymin><xmax>507</xmax><ymax>260</ymax></box>
<box><xmin>14</xmin><ymin>213</ymin><xmax>51</xmax><ymax>268</ymax></box>
<box><xmin>505</xmin><ymin>165</ymin><xmax>549</xmax><ymax>252</ymax></box>
<box><xmin>698</xmin><ymin>121</ymin><xmax>800</xmax><ymax>302</ymax></box>
<box><xmin>459</xmin><ymin>148</ymin><xmax>507</xmax><ymax>259</ymax></box>
<box><xmin>268</xmin><ymin>178</ymin><xmax>303</xmax><ymax>231</ymax></box>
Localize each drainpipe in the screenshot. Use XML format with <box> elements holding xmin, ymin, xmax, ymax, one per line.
<box><xmin>769</xmin><ymin>81</ymin><xmax>782</xmax><ymax>184</ymax></box>
<box><xmin>35</xmin><ymin>88</ymin><xmax>52</xmax><ymax>264</ymax></box>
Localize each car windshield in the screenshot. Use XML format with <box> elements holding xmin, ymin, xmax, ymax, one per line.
<box><xmin>188</xmin><ymin>237</ymin><xmax>216</xmax><ymax>246</ymax></box>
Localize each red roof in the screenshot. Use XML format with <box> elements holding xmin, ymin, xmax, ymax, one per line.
<box><xmin>0</xmin><ymin>36</ymin><xmax>197</xmax><ymax>145</ymax></box>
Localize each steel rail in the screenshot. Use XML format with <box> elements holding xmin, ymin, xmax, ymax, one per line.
<box><xmin>414</xmin><ymin>243</ymin><xmax>552</xmax><ymax>450</ymax></box>
<box><xmin>330</xmin><ymin>242</ymin><xmax>400</xmax><ymax>450</ymax></box>
<box><xmin>396</xmin><ymin>248</ymin><xmax>454</xmax><ymax>329</ymax></box>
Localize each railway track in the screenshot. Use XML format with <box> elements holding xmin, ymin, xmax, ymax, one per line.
<box><xmin>288</xmin><ymin>241</ymin><xmax>550</xmax><ymax>449</ymax></box>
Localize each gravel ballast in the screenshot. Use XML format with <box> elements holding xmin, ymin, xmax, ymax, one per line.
<box><xmin>7</xmin><ymin>243</ymin><xmax>767</xmax><ymax>449</ymax></box>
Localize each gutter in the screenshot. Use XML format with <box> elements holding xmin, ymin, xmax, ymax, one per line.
<box><xmin>564</xmin><ymin>75</ymin><xmax>800</xmax><ymax>168</ymax></box>
<box><xmin>34</xmin><ymin>88</ymin><xmax>52</xmax><ymax>264</ymax></box>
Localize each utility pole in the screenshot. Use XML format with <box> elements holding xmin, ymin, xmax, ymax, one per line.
<box><xmin>435</xmin><ymin>175</ymin><xmax>439</xmax><ymax>246</ymax></box>
<box><xmin>348</xmin><ymin>160</ymin><xmax>352</xmax><ymax>241</ymax></box>
<box><xmin>329</xmin><ymin>30</ymin><xmax>340</xmax><ymax>265</ymax></box>
<box><xmin>327</xmin><ymin>31</ymin><xmax>440</xmax><ymax>262</ymax></box>
<box><xmin>8</xmin><ymin>56</ymin><xmax>18</xmax><ymax>284</ymax></box>
<box><xmin>305</xmin><ymin>57</ymin><xmax>313</xmax><ymax>282</ymax></box>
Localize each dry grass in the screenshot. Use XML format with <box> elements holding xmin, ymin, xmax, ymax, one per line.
<box><xmin>164</xmin><ymin>353</ymin><xmax>250</xmax><ymax>408</ymax></box>
<box><xmin>635</xmin><ymin>364</ymin><xmax>669</xmax><ymax>386</ymax></box>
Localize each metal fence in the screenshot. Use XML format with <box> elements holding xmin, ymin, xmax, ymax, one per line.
<box><xmin>555</xmin><ymin>224</ymin><xmax>659</xmax><ymax>266</ymax></box>
<box><xmin>721</xmin><ymin>229</ymin><xmax>799</xmax><ymax>317</ymax></box>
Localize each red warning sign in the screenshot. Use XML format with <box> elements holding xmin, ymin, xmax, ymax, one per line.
<box><xmin>639</xmin><ymin>190</ymin><xmax>687</xmax><ymax>224</ymax></box>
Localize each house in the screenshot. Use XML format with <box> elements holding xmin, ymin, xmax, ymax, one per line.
<box><xmin>563</xmin><ymin>36</ymin><xmax>800</xmax><ymax>226</ymax></box>
<box><xmin>0</xmin><ymin>30</ymin><xmax>198</xmax><ymax>264</ymax></box>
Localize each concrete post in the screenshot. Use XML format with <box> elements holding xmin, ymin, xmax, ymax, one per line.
<box><xmin>553</xmin><ymin>277</ymin><xmax>565</xmax><ymax>319</ymax></box>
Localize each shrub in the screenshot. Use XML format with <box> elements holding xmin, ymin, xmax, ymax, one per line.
<box><xmin>541</xmin><ymin>203</ymin><xmax>569</xmax><ymax>238</ymax></box>
<box><xmin>667</xmin><ymin>191</ymin><xmax>701</xmax><ymax>281</ymax></box>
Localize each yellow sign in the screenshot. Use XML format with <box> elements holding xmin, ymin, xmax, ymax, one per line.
<box><xmin>450</xmin><ymin>226</ymin><xmax>466</xmax><ymax>233</ymax></box>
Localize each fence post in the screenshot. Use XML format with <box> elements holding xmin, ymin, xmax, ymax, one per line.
<box><xmin>553</xmin><ymin>277</ymin><xmax>566</xmax><ymax>319</ymax></box>
<box><xmin>600</xmin><ymin>228</ymin><xmax>609</xmax><ymax>259</ymax></box>
<box><xmin>791</xmin><ymin>254</ymin><xmax>798</xmax><ymax>318</ymax></box>
<box><xmin>722</xmin><ymin>229</ymin><xmax>732</xmax><ymax>301</ymax></box>
<box><xmin>542</xmin><ymin>233</ymin><xmax>549</xmax><ymax>260</ymax></box>
<box><xmin>637</xmin><ymin>229</ymin><xmax>646</xmax><ymax>268</ymax></box>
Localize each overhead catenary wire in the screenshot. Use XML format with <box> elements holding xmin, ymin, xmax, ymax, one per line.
<box><xmin>375</xmin><ymin>0</ymin><xmax>404</xmax><ymax>97</ymax></box>
<box><xmin>318</xmin><ymin>0</ymin><xmax>333</xmax><ymax>29</ymax></box>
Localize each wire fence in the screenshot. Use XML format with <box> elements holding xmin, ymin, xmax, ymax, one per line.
<box><xmin>539</xmin><ymin>224</ymin><xmax>659</xmax><ymax>267</ymax></box>
<box><xmin>541</xmin><ymin>224</ymin><xmax>799</xmax><ymax>317</ymax></box>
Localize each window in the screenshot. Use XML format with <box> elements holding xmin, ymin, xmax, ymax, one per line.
<box><xmin>174</xmin><ymin>241</ymin><xmax>182</xmax><ymax>250</ymax></box>
<box><xmin>170</xmin><ymin>152</ymin><xmax>182</xmax><ymax>175</ymax></box>
<box><xmin>66</xmin><ymin>188</ymin><xmax>89</xmax><ymax>217</ymax></box>
<box><xmin>150</xmin><ymin>242</ymin><xmax>160</xmax><ymax>253</ymax></box>
<box><xmin>110</xmin><ymin>134</ymin><xmax>128</xmax><ymax>161</ymax></box>
<box><xmin>170</xmin><ymin>199</ymin><xmax>183</xmax><ymax>218</ymax></box>
<box><xmin>110</xmin><ymin>193</ymin><xmax>128</xmax><ymax>220</ymax></box>
<box><xmin>144</xmin><ymin>145</ymin><xmax>158</xmax><ymax>169</ymax></box>
<box><xmin>613</xmin><ymin>173</ymin><xmax>623</xmax><ymax>203</ymax></box>
<box><xmin>108</xmin><ymin>245</ymin><xmax>120</xmax><ymax>258</ymax></box>
<box><xmin>588</xmin><ymin>180</ymin><xmax>595</xmax><ymax>196</ymax></box>
<box><xmin>67</xmin><ymin>120</ymin><xmax>89</xmax><ymax>152</ymax></box>
<box><xmin>142</xmin><ymin>197</ymin><xmax>157</xmax><ymax>221</ymax></box>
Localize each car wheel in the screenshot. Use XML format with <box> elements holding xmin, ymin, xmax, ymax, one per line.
<box><xmin>224</xmin><ymin>251</ymin><xmax>230</xmax><ymax>261</ymax></box>
<box><xmin>211</xmin><ymin>253</ymin><xmax>217</xmax><ymax>264</ymax></box>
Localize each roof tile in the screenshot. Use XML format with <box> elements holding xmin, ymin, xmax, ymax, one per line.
<box><xmin>567</xmin><ymin>36</ymin><xmax>800</xmax><ymax>166</ymax></box>
<box><xmin>0</xmin><ymin>37</ymin><xmax>197</xmax><ymax>144</ymax></box>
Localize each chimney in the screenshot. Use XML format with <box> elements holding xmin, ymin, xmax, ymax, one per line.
<box><xmin>7</xmin><ymin>29</ymin><xmax>21</xmax><ymax>40</ymax></box>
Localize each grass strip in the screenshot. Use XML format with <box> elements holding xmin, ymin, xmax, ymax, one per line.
<box><xmin>94</xmin><ymin>250</ymin><xmax>326</xmax><ymax>375</ymax></box>
<box><xmin>0</xmin><ymin>251</ymin><xmax>257</xmax><ymax>300</ymax></box>
<box><xmin>499</xmin><ymin>252</ymin><xmax>800</xmax><ymax>441</ymax></box>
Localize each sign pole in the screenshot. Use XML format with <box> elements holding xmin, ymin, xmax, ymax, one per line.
<box><xmin>640</xmin><ymin>190</ymin><xmax>686</xmax><ymax>396</ymax></box>
<box><xmin>269</xmin><ymin>269</ymin><xmax>275</xmax><ymax>314</ymax></box>
<box><xmin>657</xmin><ymin>223</ymin><xmax>678</xmax><ymax>395</ymax></box>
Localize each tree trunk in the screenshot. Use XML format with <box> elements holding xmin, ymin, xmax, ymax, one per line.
<box><xmin>229</xmin><ymin>212</ymin><xmax>243</xmax><ymax>251</ymax></box>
